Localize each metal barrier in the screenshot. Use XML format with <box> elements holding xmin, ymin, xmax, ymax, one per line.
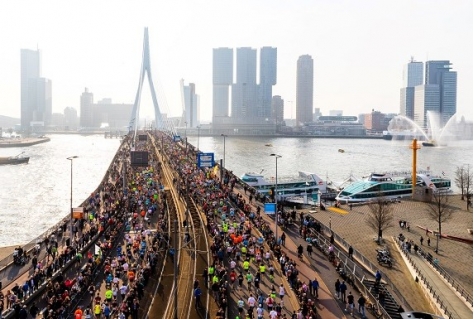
<box><xmin>394</xmin><ymin>238</ymin><xmax>455</xmax><ymax>319</ymax></box>
<box><xmin>417</xmin><ymin>246</ymin><xmax>473</xmax><ymax>307</ymax></box>
<box><xmin>309</xmin><ymin>229</ymin><xmax>393</xmax><ymax>319</ymax></box>
<box><xmin>315</xmin><ymin>222</ymin><xmax>412</xmax><ymax>312</ymax></box>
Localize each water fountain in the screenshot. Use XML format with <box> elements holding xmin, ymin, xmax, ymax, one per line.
<box><xmin>386</xmin><ymin>115</ymin><xmax>429</xmax><ymax>141</ymax></box>
<box><xmin>387</xmin><ymin>112</ymin><xmax>462</xmax><ymax>146</ymax></box>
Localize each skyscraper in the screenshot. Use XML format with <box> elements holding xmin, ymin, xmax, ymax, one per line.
<box><xmin>413</xmin><ymin>60</ymin><xmax>457</xmax><ymax>127</ymax></box>
<box><xmin>400</xmin><ymin>58</ymin><xmax>423</xmax><ymax>119</ymax></box>
<box><xmin>212</xmin><ymin>46</ymin><xmax>278</xmax><ymax>131</ymax></box>
<box><xmin>403</xmin><ymin>58</ymin><xmax>424</xmax><ymax>87</ymax></box>
<box><xmin>180</xmin><ymin>80</ymin><xmax>199</xmax><ymax>127</ymax></box>
<box><xmin>232</xmin><ymin>47</ymin><xmax>257</xmax><ymax>119</ymax></box>
<box><xmin>80</xmin><ymin>88</ymin><xmax>94</xmax><ymax>128</ymax></box>
<box><xmin>425</xmin><ymin>60</ymin><xmax>457</xmax><ymax>123</ymax></box>
<box><xmin>21</xmin><ymin>49</ymin><xmax>52</xmax><ymax>131</ymax></box>
<box><xmin>259</xmin><ymin>47</ymin><xmax>277</xmax><ymax>119</ymax></box>
<box><xmin>272</xmin><ymin>95</ymin><xmax>284</xmax><ymax>125</ymax></box>
<box><xmin>296</xmin><ymin>55</ymin><xmax>314</xmax><ymax>126</ymax></box>
<box><xmin>212</xmin><ymin>48</ymin><xmax>233</xmax><ymax>121</ymax></box>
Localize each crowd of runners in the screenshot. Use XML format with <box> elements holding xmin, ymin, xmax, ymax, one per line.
<box><xmin>2</xmin><ymin>132</ymin><xmax>318</xmax><ymax>319</ymax></box>
<box><xmin>157</xmin><ymin>132</ymin><xmax>316</xmax><ymax>319</ymax></box>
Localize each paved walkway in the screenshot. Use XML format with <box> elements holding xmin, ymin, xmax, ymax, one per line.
<box><xmin>394</xmin><ymin>239</ymin><xmax>473</xmax><ymax>319</ymax></box>
<box><xmin>300</xmin><ymin>197</ymin><xmax>472</xmax><ymax>315</ymax></box>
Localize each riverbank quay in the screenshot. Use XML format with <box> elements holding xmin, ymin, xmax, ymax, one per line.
<box><xmin>285</xmin><ymin>197</ymin><xmax>472</xmax><ymax>319</ymax></box>
<box><xmin>0</xmin><ymin>136</ymin><xmax>129</xmax><ymax>318</ymax></box>
<box><xmin>0</xmin><ymin>136</ymin><xmax>50</xmax><ymax>148</ymax></box>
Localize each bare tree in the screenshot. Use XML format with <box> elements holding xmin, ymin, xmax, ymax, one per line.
<box><xmin>426</xmin><ymin>189</ymin><xmax>454</xmax><ymax>253</ymax></box>
<box><xmin>454</xmin><ymin>166</ymin><xmax>466</xmax><ymax>200</ymax></box>
<box><xmin>366</xmin><ymin>195</ymin><xmax>394</xmax><ymax>243</ymax></box>
<box><xmin>464</xmin><ymin>165</ymin><xmax>473</xmax><ymax>211</ymax></box>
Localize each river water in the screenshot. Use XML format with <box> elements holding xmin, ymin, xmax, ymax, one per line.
<box><xmin>0</xmin><ymin>134</ymin><xmax>472</xmax><ymax>246</ymax></box>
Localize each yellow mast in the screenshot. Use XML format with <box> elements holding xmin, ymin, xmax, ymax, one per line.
<box><xmin>409</xmin><ymin>139</ymin><xmax>421</xmax><ymax>198</ymax></box>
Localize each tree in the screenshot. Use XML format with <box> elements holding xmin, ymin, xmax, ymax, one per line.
<box><xmin>366</xmin><ymin>195</ymin><xmax>394</xmax><ymax>243</ymax></box>
<box><xmin>464</xmin><ymin>165</ymin><xmax>473</xmax><ymax>211</ymax></box>
<box><xmin>454</xmin><ymin>166</ymin><xmax>466</xmax><ymax>200</ymax></box>
<box><xmin>426</xmin><ymin>189</ymin><xmax>453</xmax><ymax>253</ymax></box>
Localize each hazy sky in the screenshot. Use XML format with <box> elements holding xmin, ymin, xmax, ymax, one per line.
<box><xmin>0</xmin><ymin>0</ymin><xmax>472</xmax><ymax>122</ymax></box>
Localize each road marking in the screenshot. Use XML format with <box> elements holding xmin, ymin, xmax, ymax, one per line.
<box><xmin>327</xmin><ymin>207</ymin><xmax>348</xmax><ymax>215</ymax></box>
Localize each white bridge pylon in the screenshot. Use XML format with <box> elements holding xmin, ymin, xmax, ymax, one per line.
<box><xmin>130</xmin><ymin>27</ymin><xmax>174</xmax><ymax>136</ymax></box>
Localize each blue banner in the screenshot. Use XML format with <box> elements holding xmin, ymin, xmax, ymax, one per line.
<box><xmin>264</xmin><ymin>203</ymin><xmax>276</xmax><ymax>214</ymax></box>
<box><xmin>173</xmin><ymin>135</ymin><xmax>181</xmax><ymax>142</ymax></box>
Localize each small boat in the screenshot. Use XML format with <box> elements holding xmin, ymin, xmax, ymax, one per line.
<box><xmin>422</xmin><ymin>140</ymin><xmax>436</xmax><ymax>147</ymax></box>
<box><xmin>264</xmin><ymin>143</ymin><xmax>272</xmax><ymax>147</ymax></box>
<box><xmin>338</xmin><ymin>149</ymin><xmax>345</xmax><ymax>153</ymax></box>
<box><xmin>0</xmin><ymin>152</ymin><xmax>30</xmax><ymax>165</ymax></box>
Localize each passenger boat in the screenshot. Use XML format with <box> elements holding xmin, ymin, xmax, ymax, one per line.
<box><xmin>240</xmin><ymin>171</ymin><xmax>338</xmax><ymax>203</ymax></box>
<box><xmin>335</xmin><ymin>170</ymin><xmax>451</xmax><ymax>203</ymax></box>
<box><xmin>0</xmin><ymin>152</ymin><xmax>30</xmax><ymax>165</ymax></box>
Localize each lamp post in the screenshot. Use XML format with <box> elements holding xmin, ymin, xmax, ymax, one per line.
<box><xmin>221</xmin><ymin>134</ymin><xmax>227</xmax><ymax>168</ymax></box>
<box><xmin>184</xmin><ymin>121</ymin><xmax>188</xmax><ymax>157</ymax></box>
<box><xmin>67</xmin><ymin>156</ymin><xmax>78</xmax><ymax>243</ymax></box>
<box><xmin>270</xmin><ymin>153</ymin><xmax>282</xmax><ymax>242</ymax></box>
<box><xmin>197</xmin><ymin>125</ymin><xmax>201</xmax><ymax>153</ymax></box>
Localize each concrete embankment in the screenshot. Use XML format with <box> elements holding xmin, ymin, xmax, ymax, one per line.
<box><xmin>0</xmin><ymin>137</ymin><xmax>51</xmax><ymax>148</ymax></box>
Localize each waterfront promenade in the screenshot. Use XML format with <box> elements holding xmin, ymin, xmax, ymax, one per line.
<box><xmin>305</xmin><ymin>197</ymin><xmax>472</xmax><ymax>318</ymax></box>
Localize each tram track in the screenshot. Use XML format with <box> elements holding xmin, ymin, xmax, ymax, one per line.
<box><xmin>147</xmin><ymin>132</ymin><xmax>210</xmax><ymax>319</ymax></box>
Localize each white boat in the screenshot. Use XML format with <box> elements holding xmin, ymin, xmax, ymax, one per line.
<box><xmin>240</xmin><ymin>171</ymin><xmax>337</xmax><ymax>203</ymax></box>
<box><xmin>335</xmin><ymin>170</ymin><xmax>451</xmax><ymax>203</ymax></box>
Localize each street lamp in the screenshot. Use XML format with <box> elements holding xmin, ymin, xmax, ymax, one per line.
<box><xmin>270</xmin><ymin>153</ymin><xmax>282</xmax><ymax>243</ymax></box>
<box><xmin>197</xmin><ymin>125</ymin><xmax>201</xmax><ymax>153</ymax></box>
<box><xmin>184</xmin><ymin>121</ymin><xmax>188</xmax><ymax>157</ymax></box>
<box><xmin>221</xmin><ymin>134</ymin><xmax>227</xmax><ymax>168</ymax></box>
<box><xmin>67</xmin><ymin>156</ymin><xmax>78</xmax><ymax>243</ymax></box>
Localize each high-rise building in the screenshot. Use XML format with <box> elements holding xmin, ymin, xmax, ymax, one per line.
<box><xmin>412</xmin><ymin>60</ymin><xmax>457</xmax><ymax>127</ymax></box>
<box><xmin>64</xmin><ymin>107</ymin><xmax>78</xmax><ymax>130</ymax></box>
<box><xmin>296</xmin><ymin>55</ymin><xmax>314</xmax><ymax>126</ymax></box>
<box><xmin>403</xmin><ymin>58</ymin><xmax>424</xmax><ymax>87</ymax></box>
<box><xmin>212</xmin><ymin>46</ymin><xmax>278</xmax><ymax>133</ymax></box>
<box><xmin>232</xmin><ymin>47</ymin><xmax>257</xmax><ymax>119</ymax></box>
<box><xmin>80</xmin><ymin>88</ymin><xmax>94</xmax><ymax>128</ymax></box>
<box><xmin>212</xmin><ymin>48</ymin><xmax>233</xmax><ymax>121</ymax></box>
<box><xmin>414</xmin><ymin>84</ymin><xmax>440</xmax><ymax>127</ymax></box>
<box><xmin>259</xmin><ymin>47</ymin><xmax>277</xmax><ymax>118</ymax></box>
<box><xmin>21</xmin><ymin>49</ymin><xmax>52</xmax><ymax>131</ymax></box>
<box><xmin>181</xmin><ymin>80</ymin><xmax>199</xmax><ymax>127</ymax></box>
<box><xmin>400</xmin><ymin>58</ymin><xmax>423</xmax><ymax>119</ymax></box>
<box><xmin>271</xmin><ymin>95</ymin><xmax>284</xmax><ymax>125</ymax></box>
<box><xmin>425</xmin><ymin>60</ymin><xmax>457</xmax><ymax>123</ymax></box>
<box><xmin>79</xmin><ymin>88</ymin><xmax>133</xmax><ymax>129</ymax></box>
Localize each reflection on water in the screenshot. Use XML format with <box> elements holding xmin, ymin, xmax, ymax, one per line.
<box><xmin>0</xmin><ymin>135</ymin><xmax>121</xmax><ymax>246</ymax></box>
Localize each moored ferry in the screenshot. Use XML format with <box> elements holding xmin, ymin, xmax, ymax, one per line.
<box><xmin>335</xmin><ymin>170</ymin><xmax>451</xmax><ymax>203</ymax></box>
<box><xmin>240</xmin><ymin>171</ymin><xmax>336</xmax><ymax>202</ymax></box>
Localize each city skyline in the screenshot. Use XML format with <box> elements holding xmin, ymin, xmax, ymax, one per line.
<box><xmin>0</xmin><ymin>1</ymin><xmax>472</xmax><ymax>123</ymax></box>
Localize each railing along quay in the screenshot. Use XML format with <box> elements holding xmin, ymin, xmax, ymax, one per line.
<box><xmin>394</xmin><ymin>238</ymin><xmax>459</xmax><ymax>319</ymax></box>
